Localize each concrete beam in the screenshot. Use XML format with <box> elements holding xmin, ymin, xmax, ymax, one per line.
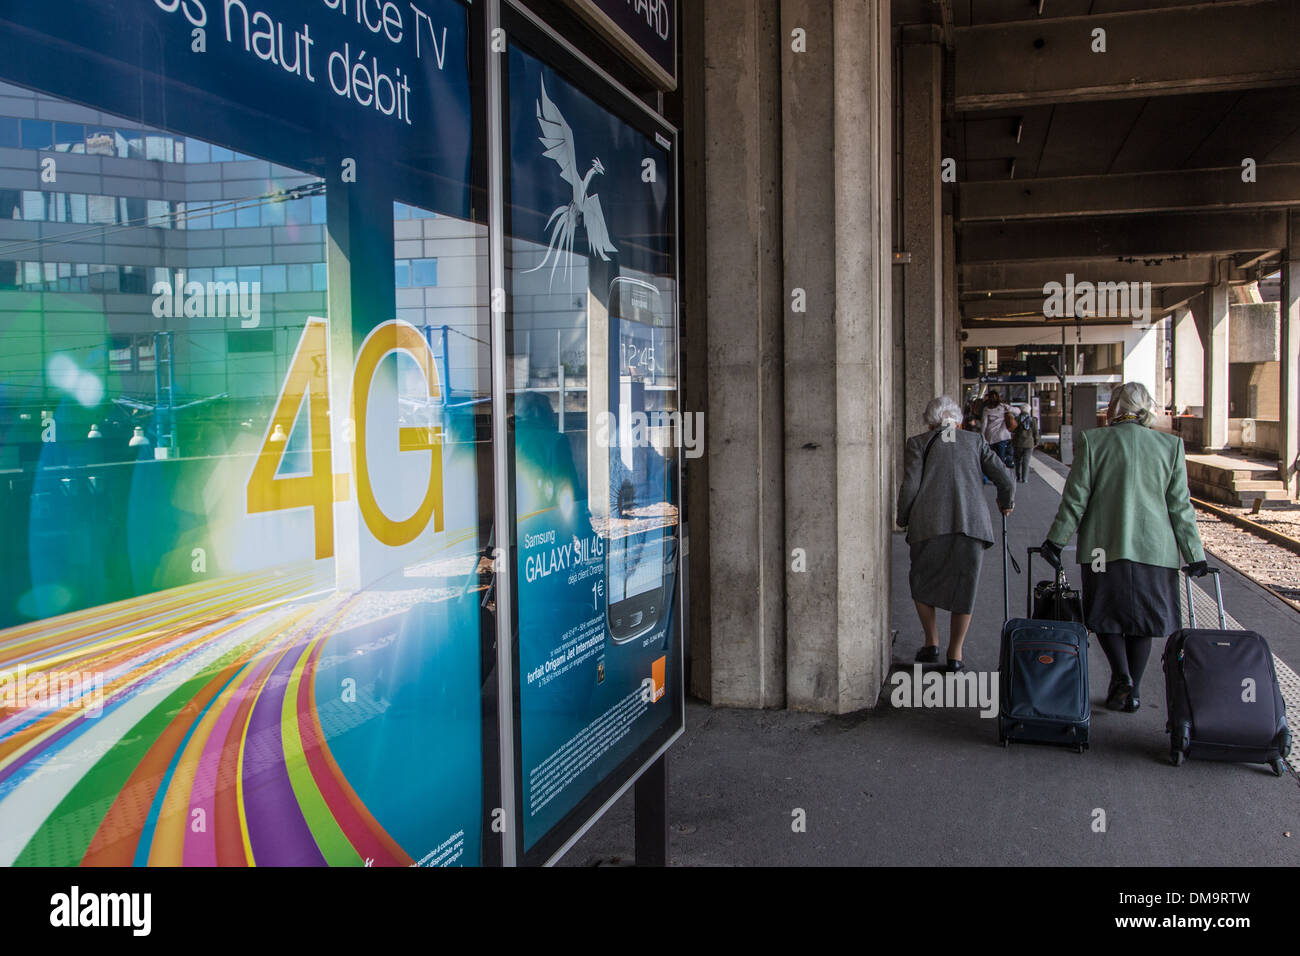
<box><xmin>961</xmin><ymin>298</ymin><xmax>1173</xmax><ymax>322</ymax></box>
<box><xmin>1158</xmin><ymin>285</ymin><xmax>1207</xmax><ymax>316</ymax></box>
<box><xmin>960</xmin><ymin>256</ymin><xmax>1235</xmax><ymax>295</ymax></box>
<box><xmin>954</xmin><ymin>0</ymin><xmax>1300</xmax><ymax>110</ymax></box>
<box><xmin>959</xmin><ymin>165</ymin><xmax>1300</xmax><ymax>222</ymax></box>
<box><xmin>960</xmin><ymin>210</ymin><xmax>1286</xmax><ymax>263</ymax></box>
<box><xmin>961</xmin><ymin>296</ymin><xmax>1054</xmax><ymax>320</ymax></box>
<box><xmin>960</xmin><ymin>316</ymin><xmax>1144</xmax><ymax>329</ymax></box>
<box><xmin>1234</xmin><ymin>250</ymin><xmax>1281</xmax><ymax>271</ymax></box>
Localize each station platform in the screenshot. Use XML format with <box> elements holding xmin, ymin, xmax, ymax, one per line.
<box><xmin>565</xmin><ymin>452</ymin><xmax>1300</xmax><ymax>866</ymax></box>
<box><xmin>1185</xmin><ymin>451</ymin><xmax>1290</xmax><ymax>508</ymax></box>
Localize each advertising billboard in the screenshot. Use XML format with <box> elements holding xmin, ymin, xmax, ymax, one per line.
<box><xmin>502</xmin><ymin>4</ymin><xmax>683</xmax><ymax>865</ymax></box>
<box><xmin>0</xmin><ymin>0</ymin><xmax>495</xmax><ymax>866</ymax></box>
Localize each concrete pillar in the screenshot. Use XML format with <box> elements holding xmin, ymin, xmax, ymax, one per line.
<box><xmin>1172</xmin><ymin>305</ymin><xmax>1203</xmax><ymax>413</ymax></box>
<box><xmin>1199</xmin><ymin>268</ymin><xmax>1231</xmax><ymax>451</ymax></box>
<box><xmin>780</xmin><ymin>0</ymin><xmax>894</xmax><ymax>713</ymax></box>
<box><xmin>899</xmin><ymin>26</ymin><xmax>944</xmax><ymax>439</ymax></box>
<box><xmin>942</xmin><ymin>210</ymin><xmax>960</xmax><ymax>399</ymax></box>
<box><xmin>702</xmin><ymin>0</ymin><xmax>785</xmax><ymax>708</ymax></box>
<box><xmin>1122</xmin><ymin>325</ymin><xmax>1160</xmax><ymax>400</ymax></box>
<box><xmin>1281</xmin><ymin>211</ymin><xmax>1300</xmax><ymax>495</ymax></box>
<box><xmin>1152</xmin><ymin>318</ymin><xmax>1168</xmax><ymax>411</ymax></box>
<box><xmin>701</xmin><ymin>0</ymin><xmax>894</xmax><ymax>713</ymax></box>
<box><xmin>829</xmin><ymin>0</ymin><xmax>895</xmax><ymax>712</ymax></box>
<box><xmin>781</xmin><ymin>0</ymin><xmax>836</xmax><ymax>710</ymax></box>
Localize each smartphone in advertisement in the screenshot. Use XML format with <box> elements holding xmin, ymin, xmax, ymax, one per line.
<box><xmin>605</xmin><ymin>277</ymin><xmax>675</xmax><ymax>644</ymax></box>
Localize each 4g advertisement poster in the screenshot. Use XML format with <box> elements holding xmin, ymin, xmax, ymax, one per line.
<box><xmin>0</xmin><ymin>0</ymin><xmax>489</xmax><ymax>867</ymax></box>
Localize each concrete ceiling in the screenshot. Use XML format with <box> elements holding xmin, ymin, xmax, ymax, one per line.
<box><xmin>896</xmin><ymin>0</ymin><xmax>1300</xmax><ymax>326</ymax></box>
<box><xmin>949</xmin><ymin>86</ymin><xmax>1300</xmax><ymax>182</ymax></box>
<box><xmin>950</xmin><ymin>0</ymin><xmax>1240</xmax><ymax>26</ymax></box>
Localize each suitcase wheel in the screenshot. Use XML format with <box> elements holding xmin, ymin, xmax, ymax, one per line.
<box><xmin>1074</xmin><ymin>743</ymin><xmax>1086</xmax><ymax>754</ymax></box>
<box><xmin>999</xmin><ymin>735</ymin><xmax>1008</xmax><ymax>748</ymax></box>
<box><xmin>1270</xmin><ymin>758</ymin><xmax>1286</xmax><ymax>778</ymax></box>
<box><xmin>1170</xmin><ymin>751</ymin><xmax>1185</xmax><ymax>767</ymax></box>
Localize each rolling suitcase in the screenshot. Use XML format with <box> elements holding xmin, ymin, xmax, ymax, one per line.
<box><xmin>1163</xmin><ymin>568</ymin><xmax>1291</xmax><ymax>776</ymax></box>
<box><xmin>997</xmin><ymin>523</ymin><xmax>1091</xmax><ymax>752</ymax></box>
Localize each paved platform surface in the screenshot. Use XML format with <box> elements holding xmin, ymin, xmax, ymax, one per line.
<box><xmin>1185</xmin><ymin>451</ymin><xmax>1279</xmax><ymax>476</ymax></box>
<box><xmin>561</xmin><ymin>451</ymin><xmax>1300</xmax><ymax>867</ymax></box>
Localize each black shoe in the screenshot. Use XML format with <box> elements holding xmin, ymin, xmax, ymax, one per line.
<box><xmin>947</xmin><ymin>658</ymin><xmax>963</xmax><ymax>672</ymax></box>
<box><xmin>1106</xmin><ymin>679</ymin><xmax>1133</xmax><ymax>711</ymax></box>
<box><xmin>1123</xmin><ymin>693</ymin><xmax>1141</xmax><ymax>713</ymax></box>
<box><xmin>915</xmin><ymin>645</ymin><xmax>939</xmax><ymax>663</ymax></box>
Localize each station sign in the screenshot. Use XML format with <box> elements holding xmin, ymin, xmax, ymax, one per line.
<box><xmin>563</xmin><ymin>0</ymin><xmax>676</xmax><ymax>90</ymax></box>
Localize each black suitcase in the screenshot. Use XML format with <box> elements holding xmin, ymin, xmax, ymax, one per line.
<box><xmin>997</xmin><ymin>524</ymin><xmax>1091</xmax><ymax>751</ymax></box>
<box><xmin>1163</xmin><ymin>568</ymin><xmax>1292</xmax><ymax>776</ymax></box>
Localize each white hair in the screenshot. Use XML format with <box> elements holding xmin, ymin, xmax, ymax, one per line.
<box><xmin>1109</xmin><ymin>381</ymin><xmax>1156</xmax><ymax>426</ymax></box>
<box><xmin>923</xmin><ymin>395</ymin><xmax>962</xmax><ymax>430</ymax></box>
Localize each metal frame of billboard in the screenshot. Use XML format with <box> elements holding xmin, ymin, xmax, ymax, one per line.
<box><xmin>493</xmin><ymin>0</ymin><xmax>684</xmax><ymax>868</ymax></box>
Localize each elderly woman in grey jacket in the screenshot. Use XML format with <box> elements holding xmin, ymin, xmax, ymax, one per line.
<box><xmin>897</xmin><ymin>396</ymin><xmax>1016</xmax><ymax>671</ymax></box>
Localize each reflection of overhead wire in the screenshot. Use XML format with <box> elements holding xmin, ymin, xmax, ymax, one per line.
<box><xmin>0</xmin><ymin>181</ymin><xmax>327</xmax><ymax>260</ymax></box>
<box><xmin>113</xmin><ymin>393</ymin><xmax>228</xmax><ymax>413</ymax></box>
<box><xmin>444</xmin><ymin>326</ymin><xmax>490</xmax><ymax>348</ymax></box>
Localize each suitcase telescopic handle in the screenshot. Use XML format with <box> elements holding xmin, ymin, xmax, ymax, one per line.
<box><xmin>1026</xmin><ymin>546</ymin><xmax>1039</xmax><ymax>618</ymax></box>
<box><xmin>1002</xmin><ymin>515</ymin><xmax>1010</xmax><ymax>624</ymax></box>
<box><xmin>1183</xmin><ymin>566</ymin><xmax>1226</xmax><ymax>630</ymax></box>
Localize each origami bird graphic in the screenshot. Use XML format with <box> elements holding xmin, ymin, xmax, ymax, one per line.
<box><xmin>525</xmin><ymin>76</ymin><xmax>617</xmax><ymax>289</ymax></box>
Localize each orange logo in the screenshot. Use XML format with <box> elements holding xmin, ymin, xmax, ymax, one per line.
<box><xmin>1038</xmin><ymin>655</ymin><xmax>1055</xmax><ymax>665</ymax></box>
<box><xmin>650</xmin><ymin>656</ymin><xmax>666</xmax><ymax>702</ymax></box>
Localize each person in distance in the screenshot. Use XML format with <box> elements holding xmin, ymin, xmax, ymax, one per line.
<box><xmin>897</xmin><ymin>395</ymin><xmax>1015</xmax><ymax>673</ymax></box>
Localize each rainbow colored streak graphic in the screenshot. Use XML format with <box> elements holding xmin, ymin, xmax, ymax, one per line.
<box><xmin>0</xmin><ymin>556</ymin><xmax>482</xmax><ymax>867</ymax></box>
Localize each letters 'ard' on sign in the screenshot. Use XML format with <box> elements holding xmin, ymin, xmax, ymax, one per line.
<box><xmin>562</xmin><ymin>0</ymin><xmax>676</xmax><ymax>90</ymax></box>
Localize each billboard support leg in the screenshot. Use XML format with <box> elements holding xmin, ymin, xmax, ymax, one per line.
<box><xmin>634</xmin><ymin>754</ymin><xmax>668</xmax><ymax>866</ymax></box>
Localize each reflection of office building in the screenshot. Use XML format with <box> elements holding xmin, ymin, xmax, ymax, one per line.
<box><xmin>0</xmin><ymin>86</ymin><xmax>329</xmax><ymax>464</ymax></box>
<box><xmin>0</xmin><ymin>79</ymin><xmax>495</xmax><ymax>623</ymax></box>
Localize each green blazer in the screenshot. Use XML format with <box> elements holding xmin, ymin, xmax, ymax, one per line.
<box><xmin>1047</xmin><ymin>422</ymin><xmax>1205</xmax><ymax>569</ymax></box>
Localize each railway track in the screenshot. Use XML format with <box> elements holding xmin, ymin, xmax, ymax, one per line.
<box><xmin>1191</xmin><ymin>501</ymin><xmax>1300</xmax><ymax>612</ymax></box>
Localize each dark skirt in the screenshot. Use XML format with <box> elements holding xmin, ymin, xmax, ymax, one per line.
<box><xmin>1081</xmin><ymin>559</ymin><xmax>1180</xmax><ymax>636</ymax></box>
<box><xmin>909</xmin><ymin>533</ymin><xmax>985</xmax><ymax>614</ymax></box>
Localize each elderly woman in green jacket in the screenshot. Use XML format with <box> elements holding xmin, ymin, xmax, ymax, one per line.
<box><xmin>1039</xmin><ymin>382</ymin><xmax>1208</xmax><ymax>713</ymax></box>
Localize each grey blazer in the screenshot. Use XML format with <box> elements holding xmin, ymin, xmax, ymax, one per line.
<box><xmin>896</xmin><ymin>427</ymin><xmax>1016</xmax><ymax>547</ymax></box>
